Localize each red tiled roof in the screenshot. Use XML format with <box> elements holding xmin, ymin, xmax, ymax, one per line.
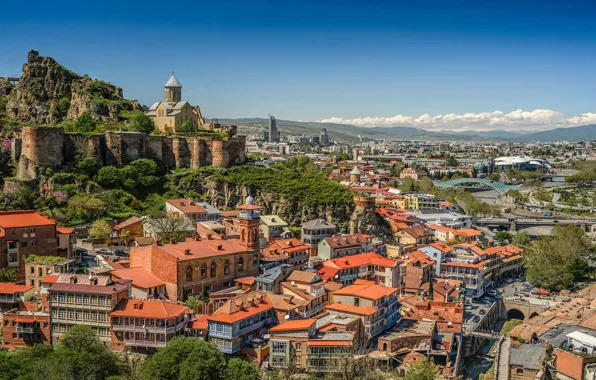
<box><xmin>40</xmin><ymin>275</ymin><xmax>59</xmax><ymax>284</ymax></box>
<box><xmin>322</xmin><ymin>234</ymin><xmax>373</xmax><ymax>248</ymax></box>
<box><xmin>48</xmin><ymin>282</ymin><xmax>128</xmax><ymax>295</ymax></box>
<box><xmin>326</xmin><ymin>302</ymin><xmax>377</xmax><ymax>316</ymax></box>
<box><xmin>333</xmin><ymin>279</ymin><xmax>398</xmax><ymax>301</ymax></box>
<box><xmin>188</xmin><ymin>315</ymin><xmax>209</xmax><ymax>330</ymax></box>
<box><xmin>166</xmin><ymin>199</ymin><xmax>207</xmax><ymax>214</ymax></box>
<box><xmin>269</xmin><ymin>318</ymin><xmax>316</xmax><ymax>332</ymax></box>
<box><xmin>400</xmin><ymin>226</ymin><xmax>433</xmax><ymax>239</ymax></box>
<box><xmin>113</xmin><ymin>216</ymin><xmax>143</xmax><ymax>231</ymax></box>
<box><xmin>0</xmin><ymin>211</ymin><xmax>56</xmax><ymax>228</ymax></box>
<box><xmin>111</xmin><ymin>267</ymin><xmax>165</xmax><ymax>289</ymax></box>
<box><xmin>321</xmin><ymin>252</ymin><xmax>397</xmax><ymax>271</ymax></box>
<box><xmin>111</xmin><ymin>299</ymin><xmax>188</xmax><ymax>318</ymax></box>
<box><xmin>56</xmin><ymin>227</ymin><xmax>74</xmax><ymax>234</ymax></box>
<box><xmin>425</xmin><ymin>242</ymin><xmax>453</xmax><ymax>253</ymax></box>
<box><xmin>318</xmin><ymin>266</ymin><xmax>340</xmax><ymax>282</ymax></box>
<box><xmin>208</xmin><ymin>291</ymin><xmax>273</xmax><ymax>324</ymax></box>
<box><xmin>155</xmin><ymin>238</ymin><xmax>251</xmax><ymax>261</ymax></box>
<box><xmin>235</xmin><ymin>276</ymin><xmax>256</xmax><ymax>286</ymax></box>
<box><xmin>0</xmin><ymin>282</ymin><xmax>34</xmax><ymax>295</ymax></box>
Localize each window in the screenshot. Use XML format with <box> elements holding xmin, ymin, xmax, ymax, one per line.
<box><xmin>253</xmin><ymin>254</ymin><xmax>258</xmax><ymax>265</ymax></box>
<box><xmin>224</xmin><ymin>260</ymin><xmax>230</xmax><ymax>275</ymax></box>
<box><xmin>31</xmin><ymin>240</ymin><xmax>37</xmax><ymax>247</ymax></box>
<box><xmin>237</xmin><ymin>257</ymin><xmax>244</xmax><ymax>273</ymax></box>
<box><xmin>22</xmin><ymin>241</ymin><xmax>27</xmax><ymax>248</ymax></box>
<box><xmin>186</xmin><ymin>266</ymin><xmax>193</xmax><ymax>282</ymax></box>
<box><xmin>210</xmin><ymin>262</ymin><xmax>216</xmax><ymax>277</ymax></box>
<box><xmin>200</xmin><ymin>264</ymin><xmax>207</xmax><ymax>279</ymax></box>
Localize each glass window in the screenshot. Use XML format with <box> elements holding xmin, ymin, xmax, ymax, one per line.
<box><xmin>210</xmin><ymin>262</ymin><xmax>216</xmax><ymax>277</ymax></box>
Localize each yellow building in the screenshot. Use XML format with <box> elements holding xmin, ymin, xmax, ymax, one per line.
<box><xmin>390</xmin><ymin>194</ymin><xmax>439</xmax><ymax>211</ymax></box>
<box><xmin>146</xmin><ymin>73</ymin><xmax>206</xmax><ymax>134</ymax></box>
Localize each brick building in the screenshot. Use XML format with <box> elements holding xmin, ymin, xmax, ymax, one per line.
<box><xmin>0</xmin><ymin>282</ymin><xmax>34</xmax><ymax>311</ymax></box>
<box><xmin>110</xmin><ymin>299</ymin><xmax>188</xmax><ymax>352</ymax></box>
<box><xmin>24</xmin><ymin>255</ymin><xmax>75</xmax><ymax>293</ymax></box>
<box><xmin>48</xmin><ymin>274</ymin><xmax>130</xmax><ymax>345</ymax></box>
<box><xmin>0</xmin><ymin>211</ymin><xmax>74</xmax><ymax>280</ymax></box>
<box><xmin>128</xmin><ymin>200</ymin><xmax>261</xmax><ymax>302</ymax></box>
<box><xmin>1</xmin><ymin>309</ymin><xmax>50</xmax><ymax>350</ymax></box>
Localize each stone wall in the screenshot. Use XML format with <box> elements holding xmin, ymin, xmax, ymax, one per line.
<box><xmin>15</xmin><ymin>126</ymin><xmax>246</xmax><ymax>178</ymax></box>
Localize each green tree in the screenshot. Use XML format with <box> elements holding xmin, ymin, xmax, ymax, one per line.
<box><xmin>224</xmin><ymin>358</ymin><xmax>261</xmax><ymax>380</ymax></box>
<box><xmin>524</xmin><ymin>237</ymin><xmax>574</xmax><ymax>291</ymax></box>
<box><xmin>77</xmin><ymin>157</ymin><xmax>100</xmax><ymax>177</ymax></box>
<box><xmin>121</xmin><ymin>159</ymin><xmax>160</xmax><ymax>194</ymax></box>
<box><xmin>88</xmin><ymin>219</ymin><xmax>113</xmax><ymax>239</ymax></box>
<box><xmin>400</xmin><ymin>177</ymin><xmax>418</xmax><ymax>192</ymax></box>
<box><xmin>179</xmin><ymin>121</ymin><xmax>196</xmax><ymax>133</ymax></box>
<box><xmin>75</xmin><ymin>112</ymin><xmax>97</xmax><ymax>132</ymax></box>
<box><xmin>404</xmin><ymin>357</ymin><xmax>437</xmax><ymax>380</ymax></box>
<box><xmin>512</xmin><ymin>231</ymin><xmax>531</xmax><ymax>247</ymax></box>
<box><xmin>131</xmin><ymin>113</ymin><xmax>156</xmax><ymax>134</ymax></box>
<box><xmin>66</xmin><ymin>195</ymin><xmax>106</xmax><ymax>222</ymax></box>
<box><xmin>53</xmin><ymin>325</ymin><xmax>124</xmax><ymax>380</ymax></box>
<box><xmin>446</xmin><ymin>156</ymin><xmax>459</xmax><ymax>167</ymax></box>
<box><xmin>142</xmin><ymin>337</ymin><xmax>226</xmax><ymax>380</ymax></box>
<box><xmin>488</xmin><ymin>173</ymin><xmax>500</xmax><ymax>182</ymax></box>
<box><xmin>0</xmin><ymin>268</ymin><xmax>16</xmax><ymax>282</ymax></box>
<box><xmin>419</xmin><ymin>176</ymin><xmax>434</xmax><ymax>193</ymax></box>
<box><xmin>494</xmin><ymin>231</ymin><xmax>513</xmax><ymax>245</ymax></box>
<box><xmin>97</xmin><ymin>166</ymin><xmax>122</xmax><ymax>188</ymax></box>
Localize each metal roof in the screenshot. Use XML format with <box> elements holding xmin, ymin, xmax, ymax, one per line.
<box><xmin>165</xmin><ymin>73</ymin><xmax>182</xmax><ymax>88</ymax></box>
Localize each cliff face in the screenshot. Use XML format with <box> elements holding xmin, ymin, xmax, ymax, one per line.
<box><xmin>5</xmin><ymin>50</ymin><xmax>141</xmax><ymax>125</ymax></box>
<box><xmin>171</xmin><ymin>173</ymin><xmax>393</xmax><ymax>239</ymax></box>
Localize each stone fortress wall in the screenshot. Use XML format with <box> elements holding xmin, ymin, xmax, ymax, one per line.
<box><xmin>15</xmin><ymin>126</ymin><xmax>246</xmax><ymax>178</ymax></box>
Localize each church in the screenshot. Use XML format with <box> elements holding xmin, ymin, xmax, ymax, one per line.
<box><xmin>145</xmin><ymin>73</ymin><xmax>207</xmax><ymax>134</ymax></box>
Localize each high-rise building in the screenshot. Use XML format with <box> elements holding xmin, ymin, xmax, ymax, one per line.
<box><xmin>320</xmin><ymin>128</ymin><xmax>330</xmax><ymax>146</ymax></box>
<box><xmin>268</xmin><ymin>114</ymin><xmax>279</xmax><ymax>143</ymax></box>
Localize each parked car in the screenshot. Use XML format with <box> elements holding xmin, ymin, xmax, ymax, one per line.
<box><xmin>506</xmin><ymin>278</ymin><xmax>514</xmax><ymax>283</ymax></box>
<box><xmin>479</xmin><ymin>309</ymin><xmax>486</xmax><ymax>315</ymax></box>
<box><xmin>113</xmin><ymin>250</ymin><xmax>128</xmax><ymax>257</ymax></box>
<box><xmin>96</xmin><ymin>248</ymin><xmax>112</xmax><ymax>254</ymax></box>
<box><xmin>487</xmin><ymin>290</ymin><xmax>497</xmax><ymax>297</ymax></box>
<box><xmin>472</xmin><ymin>315</ymin><xmax>481</xmax><ymax>323</ymax></box>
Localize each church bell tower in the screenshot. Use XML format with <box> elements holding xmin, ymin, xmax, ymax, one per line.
<box><xmin>164</xmin><ymin>72</ymin><xmax>182</xmax><ymax>103</ymax></box>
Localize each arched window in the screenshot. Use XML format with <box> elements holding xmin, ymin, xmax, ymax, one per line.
<box><xmin>185</xmin><ymin>266</ymin><xmax>192</xmax><ymax>282</ymax></box>
<box><xmin>210</xmin><ymin>262</ymin><xmax>217</xmax><ymax>277</ymax></box>
<box><xmin>238</xmin><ymin>257</ymin><xmax>244</xmax><ymax>273</ymax></box>
<box><xmin>224</xmin><ymin>260</ymin><xmax>230</xmax><ymax>275</ymax></box>
<box><xmin>241</xmin><ymin>229</ymin><xmax>246</xmax><ymax>242</ymax></box>
<box><xmin>200</xmin><ymin>264</ymin><xmax>207</xmax><ymax>279</ymax></box>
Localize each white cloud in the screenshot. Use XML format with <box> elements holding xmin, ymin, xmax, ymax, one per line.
<box><xmin>320</xmin><ymin>109</ymin><xmax>596</xmax><ymax>132</ymax></box>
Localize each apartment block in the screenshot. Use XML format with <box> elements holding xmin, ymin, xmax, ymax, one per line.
<box><xmin>48</xmin><ymin>274</ymin><xmax>130</xmax><ymax>345</ymax></box>
<box><xmin>110</xmin><ymin>299</ymin><xmax>188</xmax><ymax>352</ymax></box>
<box><xmin>1</xmin><ymin>309</ymin><xmax>50</xmax><ymax>350</ymax></box>
<box><xmin>318</xmin><ymin>251</ymin><xmax>404</xmax><ymax>288</ymax></box>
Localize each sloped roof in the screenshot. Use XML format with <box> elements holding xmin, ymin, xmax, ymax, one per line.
<box><xmin>333</xmin><ymin>279</ymin><xmax>398</xmax><ymax>301</ymax></box>
<box><xmin>326</xmin><ymin>302</ymin><xmax>377</xmax><ymax>316</ymax></box>
<box><xmin>287</xmin><ymin>270</ymin><xmax>321</xmax><ymax>284</ymax></box>
<box><xmin>165</xmin><ymin>74</ymin><xmax>182</xmax><ymax>88</ymax></box>
<box><xmin>322</xmin><ymin>233</ymin><xmax>373</xmax><ymax>248</ymax></box>
<box><xmin>270</xmin><ymin>318</ymin><xmax>316</xmax><ymax>332</ymax></box>
<box><xmin>111</xmin><ymin>299</ymin><xmax>188</xmax><ymax>318</ymax></box>
<box><xmin>208</xmin><ymin>290</ymin><xmax>273</xmax><ymax>323</ymax></box>
<box><xmin>111</xmin><ymin>267</ymin><xmax>165</xmax><ymax>289</ymax></box>
<box><xmin>302</xmin><ymin>219</ymin><xmax>336</xmax><ymax>229</ymax></box>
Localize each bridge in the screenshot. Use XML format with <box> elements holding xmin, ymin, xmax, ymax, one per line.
<box><xmin>433</xmin><ymin>178</ymin><xmax>521</xmax><ymax>194</ymax></box>
<box><xmin>474</xmin><ymin>216</ymin><xmax>595</xmax><ymax>231</ymax></box>
<box><xmin>1</xmin><ymin>76</ymin><xmax>20</xmax><ymax>84</ymax></box>
<box><xmin>502</xmin><ymin>297</ymin><xmax>553</xmax><ymax>320</ymax></box>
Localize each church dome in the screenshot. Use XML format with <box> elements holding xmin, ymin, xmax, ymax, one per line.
<box><xmin>165</xmin><ymin>73</ymin><xmax>182</xmax><ymax>88</ymax></box>
<box><xmin>350</xmin><ymin>166</ymin><xmax>361</xmax><ymax>175</ymax></box>
<box><xmin>245</xmin><ymin>195</ymin><xmax>255</xmax><ymax>205</ymax></box>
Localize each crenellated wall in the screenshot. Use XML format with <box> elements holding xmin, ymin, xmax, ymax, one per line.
<box><xmin>15</xmin><ymin>126</ymin><xmax>246</xmax><ymax>178</ymax></box>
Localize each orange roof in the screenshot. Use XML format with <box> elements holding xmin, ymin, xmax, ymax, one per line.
<box><xmin>155</xmin><ymin>238</ymin><xmax>250</xmax><ymax>261</ymax></box>
<box><xmin>428</xmin><ymin>224</ymin><xmax>452</xmax><ymax>233</ymax></box>
<box><xmin>113</xmin><ymin>216</ymin><xmax>143</xmax><ymax>231</ymax></box>
<box><xmin>333</xmin><ymin>279</ymin><xmax>398</xmax><ymax>301</ymax></box>
<box><xmin>0</xmin><ymin>282</ymin><xmax>34</xmax><ymax>295</ymax></box>
<box><xmin>269</xmin><ymin>318</ymin><xmax>317</xmax><ymax>332</ymax></box>
<box><xmin>188</xmin><ymin>315</ymin><xmax>209</xmax><ymax>330</ymax></box>
<box><xmin>235</xmin><ymin>276</ymin><xmax>256</xmax><ymax>286</ymax></box>
<box><xmin>111</xmin><ymin>299</ymin><xmax>188</xmax><ymax>318</ymax></box>
<box><xmin>0</xmin><ymin>211</ymin><xmax>56</xmax><ymax>229</ymax></box>
<box><xmin>400</xmin><ymin>226</ymin><xmax>433</xmax><ymax>238</ymax></box>
<box><xmin>40</xmin><ymin>275</ymin><xmax>59</xmax><ymax>284</ymax></box>
<box><xmin>166</xmin><ymin>199</ymin><xmax>207</xmax><ymax>214</ymax></box>
<box><xmin>322</xmin><ymin>234</ymin><xmax>373</xmax><ymax>248</ymax></box>
<box><xmin>326</xmin><ymin>302</ymin><xmax>377</xmax><ymax>316</ymax></box>
<box><xmin>264</xmin><ymin>238</ymin><xmax>309</xmax><ymax>254</ymax></box>
<box><xmin>307</xmin><ymin>340</ymin><xmax>353</xmax><ymax>346</ymax></box>
<box><xmin>426</xmin><ymin>242</ymin><xmax>453</xmax><ymax>253</ymax></box>
<box><xmin>318</xmin><ymin>266</ymin><xmax>340</xmax><ymax>282</ymax></box>
<box><xmin>111</xmin><ymin>267</ymin><xmax>165</xmax><ymax>289</ymax></box>
<box><xmin>56</xmin><ymin>227</ymin><xmax>74</xmax><ymax>234</ymax></box>
<box><xmin>208</xmin><ymin>291</ymin><xmax>273</xmax><ymax>323</ymax></box>
<box><xmin>453</xmin><ymin>228</ymin><xmax>483</xmax><ymax>237</ymax></box>
<box><xmin>321</xmin><ymin>252</ymin><xmax>397</xmax><ymax>271</ymax></box>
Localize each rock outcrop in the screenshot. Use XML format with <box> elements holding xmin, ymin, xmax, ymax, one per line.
<box><xmin>5</xmin><ymin>50</ymin><xmax>142</xmax><ymax>125</ymax></box>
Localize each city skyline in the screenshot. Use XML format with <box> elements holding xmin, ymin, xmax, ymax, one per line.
<box><xmin>1</xmin><ymin>0</ymin><xmax>595</xmax><ymax>131</ymax></box>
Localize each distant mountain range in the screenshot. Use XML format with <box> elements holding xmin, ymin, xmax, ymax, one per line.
<box><xmin>215</xmin><ymin>116</ymin><xmax>596</xmax><ymax>143</ymax></box>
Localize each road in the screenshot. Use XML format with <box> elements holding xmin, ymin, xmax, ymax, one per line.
<box><xmin>497</xmin><ymin>337</ymin><xmax>511</xmax><ymax>380</ymax></box>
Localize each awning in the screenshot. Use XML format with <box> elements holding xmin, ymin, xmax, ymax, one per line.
<box><xmin>16</xmin><ymin>317</ymin><xmax>36</xmax><ymax>323</ymax></box>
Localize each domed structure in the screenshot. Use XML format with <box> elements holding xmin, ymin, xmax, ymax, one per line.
<box><xmin>164</xmin><ymin>72</ymin><xmax>182</xmax><ymax>103</ymax></box>
<box><xmin>349</xmin><ymin>166</ymin><xmax>362</xmax><ymax>183</ymax></box>
<box><xmin>245</xmin><ymin>195</ymin><xmax>255</xmax><ymax>205</ymax></box>
<box><xmin>573</xmin><ymin>298</ymin><xmax>590</xmax><ymax>306</ymax></box>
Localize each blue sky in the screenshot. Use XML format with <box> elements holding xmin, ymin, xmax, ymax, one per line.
<box><xmin>1</xmin><ymin>0</ymin><xmax>596</xmax><ymax>131</ymax></box>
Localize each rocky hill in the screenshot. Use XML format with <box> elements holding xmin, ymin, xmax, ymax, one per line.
<box><xmin>1</xmin><ymin>50</ymin><xmax>142</xmax><ymax>127</ymax></box>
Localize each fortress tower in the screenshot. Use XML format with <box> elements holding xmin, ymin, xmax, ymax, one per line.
<box><xmin>238</xmin><ymin>195</ymin><xmax>262</xmax><ymax>250</ymax></box>
<box><xmin>164</xmin><ymin>72</ymin><xmax>182</xmax><ymax>103</ymax></box>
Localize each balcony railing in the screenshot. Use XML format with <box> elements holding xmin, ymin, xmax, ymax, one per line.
<box><xmin>0</xmin><ymin>296</ymin><xmax>16</xmax><ymax>303</ymax></box>
<box><xmin>214</xmin><ymin>342</ymin><xmax>242</xmax><ymax>354</ymax></box>
<box><xmin>16</xmin><ymin>327</ymin><xmax>34</xmax><ymax>334</ymax></box>
<box><xmin>49</xmin><ymin>302</ymin><xmax>112</xmax><ymax>311</ymax></box>
<box><xmin>300</xmin><ymin>303</ymin><xmax>327</xmax><ymax>319</ymax></box>
<box><xmin>124</xmin><ymin>339</ymin><xmax>167</xmax><ymax>348</ymax></box>
<box><xmin>112</xmin><ymin>319</ymin><xmax>188</xmax><ymax>334</ymax></box>
<box><xmin>50</xmin><ymin>318</ymin><xmax>110</xmax><ymax>327</ymax></box>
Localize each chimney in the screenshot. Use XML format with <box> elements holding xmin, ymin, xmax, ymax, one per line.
<box><xmin>217</xmin><ymin>245</ymin><xmax>223</xmax><ymax>251</ymax></box>
<box><xmin>194</xmin><ymin>235</ymin><xmax>201</xmax><ymax>241</ymax></box>
<box><xmin>184</xmin><ymin>249</ymin><xmax>192</xmax><ymax>255</ymax></box>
